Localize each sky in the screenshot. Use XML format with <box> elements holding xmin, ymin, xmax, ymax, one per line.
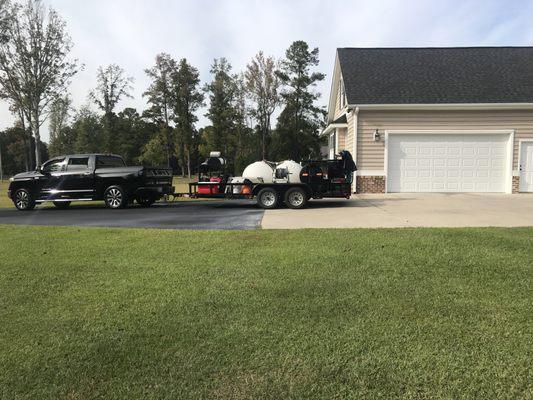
<box><xmin>2</xmin><ymin>0</ymin><xmax>533</xmax><ymax>142</ymax></box>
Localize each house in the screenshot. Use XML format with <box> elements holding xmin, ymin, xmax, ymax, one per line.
<box><xmin>323</xmin><ymin>47</ymin><xmax>533</xmax><ymax>194</ymax></box>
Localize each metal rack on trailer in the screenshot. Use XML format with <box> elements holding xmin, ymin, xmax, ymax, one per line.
<box><xmin>173</xmin><ymin>151</ymin><xmax>356</xmax><ymax>209</ymax></box>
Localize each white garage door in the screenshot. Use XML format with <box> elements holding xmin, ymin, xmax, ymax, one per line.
<box><xmin>387</xmin><ymin>133</ymin><xmax>510</xmax><ymax>193</ymax></box>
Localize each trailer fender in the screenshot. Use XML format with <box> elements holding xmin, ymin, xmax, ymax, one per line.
<box><xmin>251</xmin><ymin>184</ymin><xmax>311</xmax><ymax>199</ymax></box>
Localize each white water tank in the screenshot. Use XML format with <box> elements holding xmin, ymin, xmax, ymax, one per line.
<box><xmin>276</xmin><ymin>160</ymin><xmax>302</xmax><ymax>183</ymax></box>
<box><xmin>242</xmin><ymin>161</ymin><xmax>274</xmax><ymax>183</ymax></box>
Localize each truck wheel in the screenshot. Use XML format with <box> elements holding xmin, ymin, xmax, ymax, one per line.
<box><xmin>53</xmin><ymin>201</ymin><xmax>71</xmax><ymax>208</ymax></box>
<box><xmin>284</xmin><ymin>187</ymin><xmax>308</xmax><ymax>209</ymax></box>
<box><xmin>104</xmin><ymin>186</ymin><xmax>128</xmax><ymax>209</ymax></box>
<box><xmin>13</xmin><ymin>189</ymin><xmax>35</xmax><ymax>211</ymax></box>
<box><xmin>257</xmin><ymin>188</ymin><xmax>279</xmax><ymax>209</ymax></box>
<box><xmin>136</xmin><ymin>193</ymin><xmax>156</xmax><ymax>207</ymax></box>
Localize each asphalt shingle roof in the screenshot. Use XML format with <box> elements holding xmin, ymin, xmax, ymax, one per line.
<box><xmin>337</xmin><ymin>47</ymin><xmax>533</xmax><ymax>104</ymax></box>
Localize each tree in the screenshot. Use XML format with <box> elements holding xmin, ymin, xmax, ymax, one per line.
<box><xmin>173</xmin><ymin>58</ymin><xmax>204</xmax><ymax>178</ymax></box>
<box><xmin>245</xmin><ymin>51</ymin><xmax>280</xmax><ymax>159</ymax></box>
<box><xmin>0</xmin><ymin>126</ymin><xmax>29</xmax><ymax>175</ymax></box>
<box><xmin>0</xmin><ymin>0</ymin><xmax>78</xmax><ymax>167</ymax></box>
<box><xmin>273</xmin><ymin>41</ymin><xmax>326</xmax><ymax>161</ymax></box>
<box><xmin>114</xmin><ymin>107</ymin><xmax>157</xmax><ymax>164</ymax></box>
<box><xmin>204</xmin><ymin>58</ymin><xmax>240</xmax><ymax>171</ymax></box>
<box><xmin>71</xmin><ymin>106</ymin><xmax>104</xmax><ymax>154</ymax></box>
<box><xmin>143</xmin><ymin>54</ymin><xmax>177</xmax><ymax>167</ymax></box>
<box><xmin>139</xmin><ymin>132</ymin><xmax>168</xmax><ymax>167</ymax></box>
<box><xmin>233</xmin><ymin>73</ymin><xmax>257</xmax><ymax>173</ymax></box>
<box><xmin>90</xmin><ymin>64</ymin><xmax>133</xmax><ymax>153</ymax></box>
<box><xmin>0</xmin><ymin>0</ymin><xmax>10</xmax><ymax>43</ymax></box>
<box><xmin>48</xmin><ymin>94</ymin><xmax>72</xmax><ymax>156</ymax></box>
<box><xmin>8</xmin><ymin>102</ymin><xmax>31</xmax><ymax>169</ymax></box>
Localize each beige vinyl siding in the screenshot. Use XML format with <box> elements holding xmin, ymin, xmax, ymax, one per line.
<box><xmin>354</xmin><ymin>109</ymin><xmax>533</xmax><ymax>170</ymax></box>
<box><xmin>337</xmin><ymin>127</ymin><xmax>347</xmax><ymax>150</ymax></box>
<box><xmin>344</xmin><ymin>112</ymin><xmax>355</xmax><ymax>154</ymax></box>
<box><xmin>332</xmin><ymin>81</ymin><xmax>347</xmax><ymax>120</ymax></box>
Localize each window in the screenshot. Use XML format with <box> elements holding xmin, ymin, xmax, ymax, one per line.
<box><xmin>42</xmin><ymin>158</ymin><xmax>65</xmax><ymax>173</ymax></box>
<box><xmin>96</xmin><ymin>156</ymin><xmax>126</xmax><ymax>168</ymax></box>
<box><xmin>67</xmin><ymin>157</ymin><xmax>89</xmax><ymax>171</ymax></box>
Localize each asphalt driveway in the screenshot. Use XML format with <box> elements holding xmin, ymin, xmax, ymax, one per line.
<box><xmin>0</xmin><ymin>200</ymin><xmax>263</xmax><ymax>230</ymax></box>
<box><xmin>2</xmin><ymin>194</ymin><xmax>532</xmax><ymax>230</ymax></box>
<box><xmin>262</xmin><ymin>193</ymin><xmax>533</xmax><ymax>229</ymax></box>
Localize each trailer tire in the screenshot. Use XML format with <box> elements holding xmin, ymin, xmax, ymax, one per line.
<box><xmin>257</xmin><ymin>188</ymin><xmax>279</xmax><ymax>209</ymax></box>
<box><xmin>284</xmin><ymin>187</ymin><xmax>308</xmax><ymax>209</ymax></box>
<box><xmin>136</xmin><ymin>193</ymin><xmax>156</xmax><ymax>207</ymax></box>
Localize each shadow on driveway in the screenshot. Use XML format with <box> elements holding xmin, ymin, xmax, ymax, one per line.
<box><xmin>0</xmin><ymin>200</ymin><xmax>264</xmax><ymax>230</ymax></box>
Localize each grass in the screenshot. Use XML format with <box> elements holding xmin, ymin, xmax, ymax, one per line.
<box><xmin>0</xmin><ymin>180</ymin><xmax>10</xmax><ymax>208</ymax></box>
<box><xmin>0</xmin><ymin>177</ymin><xmax>194</xmax><ymax>209</ymax></box>
<box><xmin>0</xmin><ymin>226</ymin><xmax>531</xmax><ymax>399</ymax></box>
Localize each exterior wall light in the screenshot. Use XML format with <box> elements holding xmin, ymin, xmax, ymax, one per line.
<box><xmin>374</xmin><ymin>129</ymin><xmax>381</xmax><ymax>142</ymax></box>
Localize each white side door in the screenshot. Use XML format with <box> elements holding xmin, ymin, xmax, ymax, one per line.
<box><xmin>520</xmin><ymin>142</ymin><xmax>533</xmax><ymax>192</ymax></box>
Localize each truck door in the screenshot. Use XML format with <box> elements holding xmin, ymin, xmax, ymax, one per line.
<box><xmin>37</xmin><ymin>157</ymin><xmax>67</xmax><ymax>200</ymax></box>
<box><xmin>60</xmin><ymin>156</ymin><xmax>95</xmax><ymax>199</ymax></box>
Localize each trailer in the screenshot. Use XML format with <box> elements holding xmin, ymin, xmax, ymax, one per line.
<box><xmin>182</xmin><ymin>151</ymin><xmax>356</xmax><ymax>209</ymax></box>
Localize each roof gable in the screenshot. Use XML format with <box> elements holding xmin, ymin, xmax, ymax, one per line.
<box><xmin>337</xmin><ymin>47</ymin><xmax>533</xmax><ymax>105</ymax></box>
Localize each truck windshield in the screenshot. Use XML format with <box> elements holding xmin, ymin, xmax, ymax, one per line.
<box><xmin>96</xmin><ymin>156</ymin><xmax>126</xmax><ymax>168</ymax></box>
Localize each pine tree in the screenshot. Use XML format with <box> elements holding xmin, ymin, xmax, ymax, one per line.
<box><xmin>173</xmin><ymin>58</ymin><xmax>204</xmax><ymax>178</ymax></box>
<box><xmin>143</xmin><ymin>54</ymin><xmax>177</xmax><ymax>167</ymax></box>
<box><xmin>204</xmin><ymin>58</ymin><xmax>240</xmax><ymax>171</ymax></box>
<box><xmin>273</xmin><ymin>41</ymin><xmax>326</xmax><ymax>161</ymax></box>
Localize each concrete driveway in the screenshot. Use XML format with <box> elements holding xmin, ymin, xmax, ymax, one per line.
<box><xmin>261</xmin><ymin>193</ymin><xmax>533</xmax><ymax>229</ymax></box>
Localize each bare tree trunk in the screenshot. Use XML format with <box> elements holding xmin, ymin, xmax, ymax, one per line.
<box><xmin>186</xmin><ymin>147</ymin><xmax>191</xmax><ymax>179</ymax></box>
<box><xmin>18</xmin><ymin>110</ymin><xmax>31</xmax><ymax>170</ymax></box>
<box><xmin>0</xmin><ymin>140</ymin><xmax>3</xmax><ymax>181</ymax></box>
<box><xmin>166</xmin><ymin>126</ymin><xmax>171</xmax><ymax>168</ymax></box>
<box><xmin>32</xmin><ymin>109</ymin><xmax>41</xmax><ymax>167</ymax></box>
<box><xmin>179</xmin><ymin>141</ymin><xmax>186</xmax><ymax>178</ymax></box>
<box><xmin>261</xmin><ymin>127</ymin><xmax>266</xmax><ymax>160</ymax></box>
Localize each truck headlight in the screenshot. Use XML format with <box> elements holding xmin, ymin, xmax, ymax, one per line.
<box><xmin>9</xmin><ymin>177</ymin><xmax>14</xmax><ymax>182</ymax></box>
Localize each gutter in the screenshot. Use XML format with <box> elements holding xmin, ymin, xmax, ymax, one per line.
<box><xmin>346</xmin><ymin>102</ymin><xmax>533</xmax><ymax>111</ymax></box>
<box><xmin>351</xmin><ymin>106</ymin><xmax>359</xmax><ymax>193</ymax></box>
<box><xmin>321</xmin><ymin>123</ymin><xmax>348</xmax><ymax>136</ymax></box>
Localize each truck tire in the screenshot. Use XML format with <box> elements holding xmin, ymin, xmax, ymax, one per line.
<box><xmin>53</xmin><ymin>201</ymin><xmax>71</xmax><ymax>208</ymax></box>
<box><xmin>257</xmin><ymin>187</ymin><xmax>279</xmax><ymax>209</ymax></box>
<box><xmin>284</xmin><ymin>187</ymin><xmax>308</xmax><ymax>209</ymax></box>
<box><xmin>13</xmin><ymin>189</ymin><xmax>35</xmax><ymax>211</ymax></box>
<box><xmin>136</xmin><ymin>193</ymin><xmax>156</xmax><ymax>207</ymax></box>
<box><xmin>104</xmin><ymin>185</ymin><xmax>128</xmax><ymax>209</ymax></box>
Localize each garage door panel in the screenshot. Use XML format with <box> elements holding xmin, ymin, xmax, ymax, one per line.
<box><xmin>388</xmin><ymin>134</ymin><xmax>509</xmax><ymax>193</ymax></box>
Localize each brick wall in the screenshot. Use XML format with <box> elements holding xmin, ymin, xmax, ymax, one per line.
<box><xmin>356</xmin><ymin>176</ymin><xmax>386</xmax><ymax>193</ymax></box>
<box><xmin>512</xmin><ymin>176</ymin><xmax>520</xmax><ymax>194</ymax></box>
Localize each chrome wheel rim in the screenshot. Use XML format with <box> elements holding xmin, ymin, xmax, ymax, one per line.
<box><xmin>261</xmin><ymin>191</ymin><xmax>276</xmax><ymax>207</ymax></box>
<box><xmin>288</xmin><ymin>191</ymin><xmax>304</xmax><ymax>207</ymax></box>
<box><xmin>106</xmin><ymin>188</ymin><xmax>122</xmax><ymax>208</ymax></box>
<box><xmin>15</xmin><ymin>191</ymin><xmax>29</xmax><ymax>209</ymax></box>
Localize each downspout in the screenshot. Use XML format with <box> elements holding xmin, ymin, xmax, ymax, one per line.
<box><xmin>352</xmin><ymin>106</ymin><xmax>359</xmax><ymax>193</ymax></box>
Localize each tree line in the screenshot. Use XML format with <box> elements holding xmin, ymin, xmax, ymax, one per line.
<box><xmin>0</xmin><ymin>0</ymin><xmax>327</xmax><ymax>178</ymax></box>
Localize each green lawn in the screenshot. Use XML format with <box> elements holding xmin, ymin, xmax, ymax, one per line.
<box><xmin>0</xmin><ymin>227</ymin><xmax>532</xmax><ymax>399</ymax></box>
<box><xmin>0</xmin><ymin>177</ymin><xmax>194</xmax><ymax>209</ymax></box>
<box><xmin>0</xmin><ymin>180</ymin><xmax>10</xmax><ymax>208</ymax></box>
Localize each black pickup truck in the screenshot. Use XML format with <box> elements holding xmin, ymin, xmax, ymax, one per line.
<box><xmin>8</xmin><ymin>154</ymin><xmax>174</xmax><ymax>210</ymax></box>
